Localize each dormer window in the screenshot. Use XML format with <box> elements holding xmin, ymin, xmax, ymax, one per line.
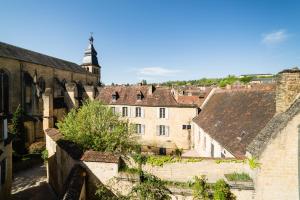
<box><xmin>136</xmin><ymin>91</ymin><xmax>143</xmax><ymax>101</ymax></box>
<box><xmin>112</xmin><ymin>92</ymin><xmax>118</xmax><ymax>102</ymax></box>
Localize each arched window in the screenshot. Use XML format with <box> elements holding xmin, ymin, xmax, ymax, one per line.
<box><xmin>23</xmin><ymin>72</ymin><xmax>34</xmax><ymax>113</ymax></box>
<box><xmin>0</xmin><ymin>70</ymin><xmax>9</xmax><ymax>114</ymax></box>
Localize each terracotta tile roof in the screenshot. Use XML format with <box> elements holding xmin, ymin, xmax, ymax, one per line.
<box><xmin>176</xmin><ymin>88</ymin><xmax>212</xmax><ymax>107</ymax></box>
<box><xmin>96</xmin><ymin>85</ymin><xmax>197</xmax><ymax>107</ymax></box>
<box><xmin>193</xmin><ymin>88</ymin><xmax>276</xmax><ymax>158</ymax></box>
<box><xmin>0</xmin><ymin>41</ymin><xmax>86</xmax><ymax>73</ymax></box>
<box><xmin>45</xmin><ymin>128</ymin><xmax>63</xmax><ymax>141</ymax></box>
<box><xmin>81</xmin><ymin>150</ymin><xmax>120</xmax><ymax>163</ymax></box>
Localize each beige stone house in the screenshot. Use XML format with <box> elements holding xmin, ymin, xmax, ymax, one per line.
<box><xmin>0</xmin><ymin>36</ymin><xmax>100</xmax><ymax>145</ymax></box>
<box><xmin>96</xmin><ymin>85</ymin><xmax>202</xmax><ymax>154</ymax></box>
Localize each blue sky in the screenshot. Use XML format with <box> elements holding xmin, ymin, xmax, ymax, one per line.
<box><xmin>1</xmin><ymin>0</ymin><xmax>300</xmax><ymax>84</ymax></box>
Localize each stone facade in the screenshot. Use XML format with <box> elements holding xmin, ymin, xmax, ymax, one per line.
<box><xmin>114</xmin><ymin>105</ymin><xmax>198</xmax><ymax>153</ymax></box>
<box><xmin>0</xmin><ymin>39</ymin><xmax>100</xmax><ymax>146</ymax></box>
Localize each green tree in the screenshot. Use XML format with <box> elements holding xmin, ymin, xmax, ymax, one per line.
<box><xmin>11</xmin><ymin>105</ymin><xmax>27</xmax><ymax>154</ymax></box>
<box><xmin>193</xmin><ymin>175</ymin><xmax>211</xmax><ymax>200</ymax></box>
<box><xmin>213</xmin><ymin>179</ymin><xmax>236</xmax><ymax>200</ymax></box>
<box><xmin>57</xmin><ymin>100</ymin><xmax>139</xmax><ymax>154</ymax></box>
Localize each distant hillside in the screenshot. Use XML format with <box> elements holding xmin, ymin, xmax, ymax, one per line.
<box><xmin>159</xmin><ymin>75</ymin><xmax>275</xmax><ymax>87</ymax></box>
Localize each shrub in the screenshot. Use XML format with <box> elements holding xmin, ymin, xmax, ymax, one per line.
<box><xmin>192</xmin><ymin>175</ymin><xmax>211</xmax><ymax>200</ymax></box>
<box><xmin>28</xmin><ymin>141</ymin><xmax>46</xmax><ymax>154</ymax></box>
<box><xmin>130</xmin><ymin>172</ymin><xmax>171</xmax><ymax>200</ymax></box>
<box><xmin>247</xmin><ymin>157</ymin><xmax>261</xmax><ymax>169</ymax></box>
<box><xmin>41</xmin><ymin>149</ymin><xmax>48</xmax><ymax>161</ymax></box>
<box><xmin>213</xmin><ymin>179</ymin><xmax>236</xmax><ymax>200</ymax></box>
<box><xmin>11</xmin><ymin>105</ymin><xmax>27</xmax><ymax>154</ymax></box>
<box><xmin>57</xmin><ymin>101</ymin><xmax>139</xmax><ymax>154</ymax></box>
<box><xmin>224</xmin><ymin>172</ymin><xmax>252</xmax><ymax>182</ymax></box>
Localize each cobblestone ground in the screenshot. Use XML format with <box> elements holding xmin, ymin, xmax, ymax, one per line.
<box><xmin>11</xmin><ymin>164</ymin><xmax>57</xmax><ymax>200</ymax></box>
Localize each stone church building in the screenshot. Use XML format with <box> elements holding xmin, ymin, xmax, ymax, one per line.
<box><xmin>0</xmin><ymin>36</ymin><xmax>101</xmax><ymax>145</ymax></box>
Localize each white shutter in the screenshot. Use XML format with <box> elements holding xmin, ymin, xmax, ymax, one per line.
<box><xmin>141</xmin><ymin>108</ymin><xmax>145</xmax><ymax>118</ymax></box>
<box><xmin>157</xmin><ymin>108</ymin><xmax>160</xmax><ymax>118</ymax></box>
<box><xmin>131</xmin><ymin>107</ymin><xmax>135</xmax><ymax>118</ymax></box>
<box><xmin>165</xmin><ymin>108</ymin><xmax>169</xmax><ymax>119</ymax></box>
<box><xmin>166</xmin><ymin>126</ymin><xmax>169</xmax><ymax>137</ymax></box>
<box><xmin>3</xmin><ymin>119</ymin><xmax>7</xmax><ymax>139</ymax></box>
<box><xmin>142</xmin><ymin>125</ymin><xmax>145</xmax><ymax>135</ymax></box>
<box><xmin>156</xmin><ymin>125</ymin><xmax>160</xmax><ymax>136</ymax></box>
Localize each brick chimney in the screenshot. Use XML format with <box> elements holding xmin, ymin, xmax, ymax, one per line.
<box><xmin>276</xmin><ymin>67</ymin><xmax>300</xmax><ymax>113</ymax></box>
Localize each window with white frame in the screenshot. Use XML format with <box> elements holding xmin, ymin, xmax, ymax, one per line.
<box><xmin>111</xmin><ymin>107</ymin><xmax>116</xmax><ymax>114</ymax></box>
<box><xmin>203</xmin><ymin>136</ymin><xmax>206</xmax><ymax>150</ymax></box>
<box><xmin>135</xmin><ymin>107</ymin><xmax>141</xmax><ymax>117</ymax></box>
<box><xmin>122</xmin><ymin>107</ymin><xmax>128</xmax><ymax>117</ymax></box>
<box><xmin>136</xmin><ymin>124</ymin><xmax>145</xmax><ymax>134</ymax></box>
<box><xmin>157</xmin><ymin>125</ymin><xmax>169</xmax><ymax>136</ymax></box>
<box><xmin>159</xmin><ymin>108</ymin><xmax>166</xmax><ymax>118</ymax></box>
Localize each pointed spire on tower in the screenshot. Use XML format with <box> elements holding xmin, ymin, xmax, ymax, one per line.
<box><xmin>81</xmin><ymin>34</ymin><xmax>101</xmax><ymax>83</ymax></box>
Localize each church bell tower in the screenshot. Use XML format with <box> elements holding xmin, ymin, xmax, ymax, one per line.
<box><xmin>81</xmin><ymin>34</ymin><xmax>101</xmax><ymax>83</ymax></box>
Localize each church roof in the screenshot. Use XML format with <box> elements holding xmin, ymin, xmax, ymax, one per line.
<box><xmin>81</xmin><ymin>36</ymin><xmax>100</xmax><ymax>67</ymax></box>
<box><xmin>0</xmin><ymin>41</ymin><xmax>86</xmax><ymax>73</ymax></box>
<box><xmin>193</xmin><ymin>87</ymin><xmax>276</xmax><ymax>158</ymax></box>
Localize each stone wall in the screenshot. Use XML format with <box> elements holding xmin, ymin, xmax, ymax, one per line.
<box><xmin>254</xmin><ymin>112</ymin><xmax>300</xmax><ymax>200</ymax></box>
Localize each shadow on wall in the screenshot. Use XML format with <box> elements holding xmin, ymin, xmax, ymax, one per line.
<box><xmin>47</xmin><ymin>138</ymin><xmax>117</xmax><ymax>200</ymax></box>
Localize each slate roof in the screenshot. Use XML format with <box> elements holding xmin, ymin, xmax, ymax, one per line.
<box><xmin>247</xmin><ymin>97</ymin><xmax>300</xmax><ymax>158</ymax></box>
<box><xmin>96</xmin><ymin>85</ymin><xmax>197</xmax><ymax>107</ymax></box>
<box><xmin>193</xmin><ymin>88</ymin><xmax>276</xmax><ymax>158</ymax></box>
<box><xmin>0</xmin><ymin>41</ymin><xmax>86</xmax><ymax>73</ymax></box>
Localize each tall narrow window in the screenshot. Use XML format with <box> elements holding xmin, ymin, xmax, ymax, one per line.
<box><xmin>135</xmin><ymin>107</ymin><xmax>141</xmax><ymax>117</ymax></box>
<box><xmin>203</xmin><ymin>136</ymin><xmax>206</xmax><ymax>150</ymax></box>
<box><xmin>0</xmin><ymin>70</ymin><xmax>9</xmax><ymax>114</ymax></box>
<box><xmin>159</xmin><ymin>125</ymin><xmax>166</xmax><ymax>136</ymax></box>
<box><xmin>122</xmin><ymin>107</ymin><xmax>128</xmax><ymax>117</ymax></box>
<box><xmin>111</xmin><ymin>107</ymin><xmax>116</xmax><ymax>114</ymax></box>
<box><xmin>159</xmin><ymin>108</ymin><xmax>166</xmax><ymax>118</ymax></box>
<box><xmin>211</xmin><ymin>143</ymin><xmax>214</xmax><ymax>157</ymax></box>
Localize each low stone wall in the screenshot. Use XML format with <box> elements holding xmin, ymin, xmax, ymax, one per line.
<box><xmin>142</xmin><ymin>159</ymin><xmax>253</xmax><ymax>183</ymax></box>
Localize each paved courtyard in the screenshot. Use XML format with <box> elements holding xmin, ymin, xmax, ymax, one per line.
<box><xmin>11</xmin><ymin>164</ymin><xmax>57</xmax><ymax>200</ymax></box>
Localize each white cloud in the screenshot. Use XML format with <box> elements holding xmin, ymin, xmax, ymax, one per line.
<box><xmin>137</xmin><ymin>67</ymin><xmax>182</xmax><ymax>77</ymax></box>
<box><xmin>262</xmin><ymin>29</ymin><xmax>288</xmax><ymax>45</ymax></box>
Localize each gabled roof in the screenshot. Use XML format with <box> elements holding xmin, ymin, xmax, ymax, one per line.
<box><xmin>0</xmin><ymin>41</ymin><xmax>86</xmax><ymax>73</ymax></box>
<box><xmin>193</xmin><ymin>88</ymin><xmax>276</xmax><ymax>158</ymax></box>
<box><xmin>96</xmin><ymin>85</ymin><xmax>197</xmax><ymax>108</ymax></box>
<box><xmin>247</xmin><ymin>97</ymin><xmax>300</xmax><ymax>158</ymax></box>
